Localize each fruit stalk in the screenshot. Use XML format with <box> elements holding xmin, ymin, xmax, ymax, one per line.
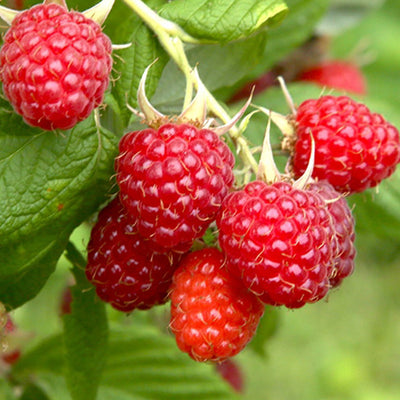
<box><xmin>123</xmin><ymin>0</ymin><xmax>259</xmax><ymax>174</ymax></box>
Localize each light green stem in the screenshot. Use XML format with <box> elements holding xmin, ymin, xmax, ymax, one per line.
<box><xmin>123</xmin><ymin>0</ymin><xmax>258</xmax><ymax>174</ymax></box>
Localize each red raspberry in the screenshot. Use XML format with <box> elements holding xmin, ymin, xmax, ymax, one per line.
<box><xmin>217</xmin><ymin>181</ymin><xmax>338</xmax><ymax>308</ymax></box>
<box><xmin>215</xmin><ymin>359</ymin><xmax>244</xmax><ymax>393</ymax></box>
<box><xmin>297</xmin><ymin>60</ymin><xmax>367</xmax><ymax>95</ymax></box>
<box><xmin>308</xmin><ymin>181</ymin><xmax>356</xmax><ymax>288</ymax></box>
<box><xmin>115</xmin><ymin>123</ymin><xmax>235</xmax><ymax>250</ymax></box>
<box><xmin>0</xmin><ymin>3</ymin><xmax>112</xmax><ymax>130</ymax></box>
<box><xmin>85</xmin><ymin>197</ymin><xmax>185</xmax><ymax>312</ymax></box>
<box><xmin>1</xmin><ymin>316</ymin><xmax>21</xmax><ymax>365</ymax></box>
<box><xmin>169</xmin><ymin>248</ymin><xmax>264</xmax><ymax>362</ymax></box>
<box><xmin>292</xmin><ymin>95</ymin><xmax>400</xmax><ymax>194</ymax></box>
<box><xmin>59</xmin><ymin>285</ymin><xmax>73</xmax><ymax>315</ymax></box>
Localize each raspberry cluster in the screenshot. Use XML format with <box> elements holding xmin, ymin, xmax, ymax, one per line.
<box><xmin>83</xmin><ymin>67</ymin><xmax>399</xmax><ymax>364</ymax></box>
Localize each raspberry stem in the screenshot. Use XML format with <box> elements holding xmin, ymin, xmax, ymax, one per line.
<box><xmin>123</xmin><ymin>0</ymin><xmax>259</xmax><ymax>174</ymax></box>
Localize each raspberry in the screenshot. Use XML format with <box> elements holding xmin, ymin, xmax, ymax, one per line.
<box><xmin>59</xmin><ymin>285</ymin><xmax>73</xmax><ymax>315</ymax></box>
<box><xmin>169</xmin><ymin>248</ymin><xmax>264</xmax><ymax>362</ymax></box>
<box><xmin>1</xmin><ymin>316</ymin><xmax>21</xmax><ymax>365</ymax></box>
<box><xmin>308</xmin><ymin>181</ymin><xmax>356</xmax><ymax>287</ymax></box>
<box><xmin>217</xmin><ymin>180</ymin><xmax>338</xmax><ymax>308</ymax></box>
<box><xmin>297</xmin><ymin>60</ymin><xmax>367</xmax><ymax>95</ymax></box>
<box><xmin>291</xmin><ymin>95</ymin><xmax>400</xmax><ymax>194</ymax></box>
<box><xmin>215</xmin><ymin>359</ymin><xmax>244</xmax><ymax>393</ymax></box>
<box><xmin>0</xmin><ymin>3</ymin><xmax>112</xmax><ymax>130</ymax></box>
<box><xmin>85</xmin><ymin>197</ymin><xmax>185</xmax><ymax>312</ymax></box>
<box><xmin>115</xmin><ymin>123</ymin><xmax>235</xmax><ymax>250</ymax></box>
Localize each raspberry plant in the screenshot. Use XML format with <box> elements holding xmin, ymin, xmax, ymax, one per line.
<box><xmin>1</xmin><ymin>0</ymin><xmax>400</xmax><ymax>399</ymax></box>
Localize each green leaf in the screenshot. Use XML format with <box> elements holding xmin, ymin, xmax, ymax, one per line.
<box><xmin>0</xmin><ymin>106</ymin><xmax>118</xmax><ymax>309</ymax></box>
<box><xmin>13</xmin><ymin>320</ymin><xmax>237</xmax><ymax>400</ymax></box>
<box><xmin>0</xmin><ymin>379</ymin><xmax>17</xmax><ymax>400</ymax></box>
<box><xmin>318</xmin><ymin>0</ymin><xmax>385</xmax><ymax>35</ymax></box>
<box><xmin>248</xmin><ymin>306</ymin><xmax>280</xmax><ymax>357</ymax></box>
<box><xmin>159</xmin><ymin>0</ymin><xmax>288</xmax><ymax>43</ymax></box>
<box><xmin>262</xmin><ymin>0</ymin><xmax>328</xmax><ymax>70</ymax></box>
<box><xmin>20</xmin><ymin>383</ymin><xmax>50</xmax><ymax>400</ymax></box>
<box><xmin>30</xmin><ymin>373</ymin><xmax>72</xmax><ymax>400</ymax></box>
<box><xmin>102</xmin><ymin>324</ymin><xmax>238</xmax><ymax>400</ymax></box>
<box><xmin>63</xmin><ymin>243</ymin><xmax>109</xmax><ymax>400</ymax></box>
<box><xmin>111</xmin><ymin>4</ymin><xmax>169</xmax><ymax>127</ymax></box>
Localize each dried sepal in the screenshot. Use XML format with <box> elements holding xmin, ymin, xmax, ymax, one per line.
<box><xmin>293</xmin><ymin>129</ymin><xmax>315</xmax><ymax>190</ymax></box>
<box><xmin>214</xmin><ymin>92</ymin><xmax>253</xmax><ymax>136</ymax></box>
<box><xmin>82</xmin><ymin>0</ymin><xmax>115</xmax><ymax>26</ymax></box>
<box><xmin>277</xmin><ymin>76</ymin><xmax>297</xmax><ymax>116</ymax></box>
<box><xmin>137</xmin><ymin>62</ymin><xmax>166</xmax><ymax>128</ymax></box>
<box><xmin>178</xmin><ymin>67</ymin><xmax>207</xmax><ymax>126</ymax></box>
<box><xmin>0</xmin><ymin>5</ymin><xmax>20</xmax><ymax>25</ymax></box>
<box><xmin>111</xmin><ymin>43</ymin><xmax>132</xmax><ymax>51</ymax></box>
<box><xmin>256</xmin><ymin>112</ymin><xmax>281</xmax><ymax>184</ymax></box>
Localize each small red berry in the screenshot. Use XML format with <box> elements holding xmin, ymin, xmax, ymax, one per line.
<box><xmin>308</xmin><ymin>181</ymin><xmax>356</xmax><ymax>287</ymax></box>
<box><xmin>291</xmin><ymin>95</ymin><xmax>400</xmax><ymax>194</ymax></box>
<box><xmin>297</xmin><ymin>60</ymin><xmax>367</xmax><ymax>95</ymax></box>
<box><xmin>115</xmin><ymin>123</ymin><xmax>235</xmax><ymax>250</ymax></box>
<box><xmin>217</xmin><ymin>181</ymin><xmax>338</xmax><ymax>308</ymax></box>
<box><xmin>59</xmin><ymin>285</ymin><xmax>73</xmax><ymax>315</ymax></box>
<box><xmin>1</xmin><ymin>316</ymin><xmax>21</xmax><ymax>365</ymax></box>
<box><xmin>169</xmin><ymin>248</ymin><xmax>264</xmax><ymax>362</ymax></box>
<box><xmin>215</xmin><ymin>359</ymin><xmax>245</xmax><ymax>393</ymax></box>
<box><xmin>0</xmin><ymin>3</ymin><xmax>112</xmax><ymax>130</ymax></box>
<box><xmin>85</xmin><ymin>197</ymin><xmax>185</xmax><ymax>312</ymax></box>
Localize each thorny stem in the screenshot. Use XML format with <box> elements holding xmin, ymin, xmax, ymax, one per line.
<box><xmin>123</xmin><ymin>0</ymin><xmax>194</xmax><ymax>109</ymax></box>
<box><xmin>123</xmin><ymin>0</ymin><xmax>259</xmax><ymax>175</ymax></box>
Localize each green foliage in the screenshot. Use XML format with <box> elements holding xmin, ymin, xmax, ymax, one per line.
<box><xmin>262</xmin><ymin>0</ymin><xmax>328</xmax><ymax>70</ymax></box>
<box><xmin>12</xmin><ymin>320</ymin><xmax>238</xmax><ymax>400</ymax></box>
<box><xmin>152</xmin><ymin>33</ymin><xmax>268</xmax><ymax>113</ymax></box>
<box><xmin>0</xmin><ymin>105</ymin><xmax>118</xmax><ymax>309</ymax></box>
<box><xmin>63</xmin><ymin>243</ymin><xmax>109</xmax><ymax>400</ymax></box>
<box><xmin>159</xmin><ymin>0</ymin><xmax>288</xmax><ymax>43</ymax></box>
<box><xmin>248</xmin><ymin>307</ymin><xmax>281</xmax><ymax>357</ymax></box>
<box><xmin>111</xmin><ymin>0</ymin><xmax>169</xmax><ymax>127</ymax></box>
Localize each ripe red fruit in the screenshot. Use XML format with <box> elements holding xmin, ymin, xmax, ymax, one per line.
<box><xmin>59</xmin><ymin>285</ymin><xmax>73</xmax><ymax>315</ymax></box>
<box><xmin>215</xmin><ymin>359</ymin><xmax>244</xmax><ymax>393</ymax></box>
<box><xmin>291</xmin><ymin>95</ymin><xmax>400</xmax><ymax>194</ymax></box>
<box><xmin>115</xmin><ymin>123</ymin><xmax>235</xmax><ymax>250</ymax></box>
<box><xmin>297</xmin><ymin>60</ymin><xmax>367</xmax><ymax>95</ymax></box>
<box><xmin>0</xmin><ymin>3</ymin><xmax>112</xmax><ymax>130</ymax></box>
<box><xmin>85</xmin><ymin>197</ymin><xmax>185</xmax><ymax>312</ymax></box>
<box><xmin>308</xmin><ymin>181</ymin><xmax>356</xmax><ymax>288</ymax></box>
<box><xmin>169</xmin><ymin>248</ymin><xmax>264</xmax><ymax>362</ymax></box>
<box><xmin>217</xmin><ymin>180</ymin><xmax>338</xmax><ymax>308</ymax></box>
<box><xmin>1</xmin><ymin>316</ymin><xmax>21</xmax><ymax>365</ymax></box>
